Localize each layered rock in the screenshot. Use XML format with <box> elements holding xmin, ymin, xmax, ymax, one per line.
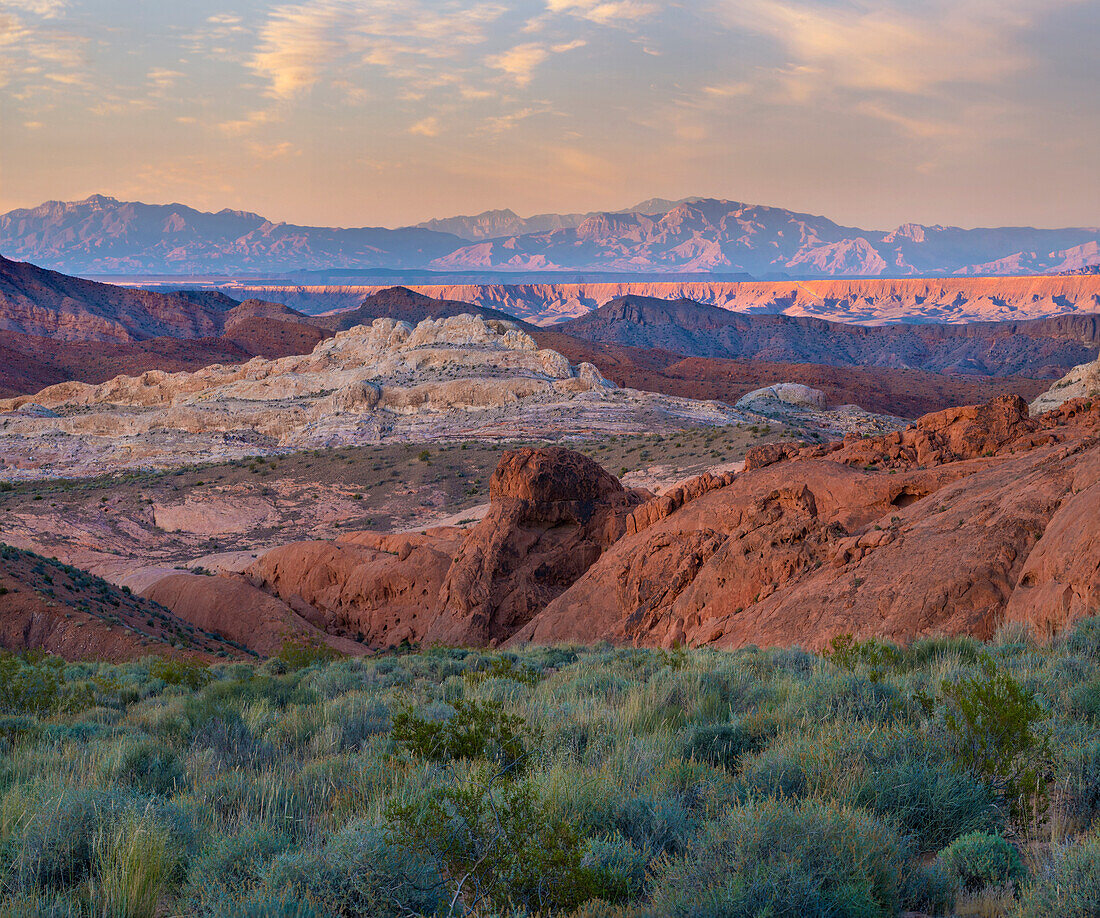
<box><xmin>0</xmin><ymin>314</ymin><xmax>752</xmax><ymax>479</ymax></box>
<box><xmin>1030</xmin><ymin>351</ymin><xmax>1100</xmax><ymax>414</ymax></box>
<box><xmin>513</xmin><ymin>398</ymin><xmax>1100</xmax><ymax>649</ymax></box>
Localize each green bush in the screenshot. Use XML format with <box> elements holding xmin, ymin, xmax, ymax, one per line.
<box><xmin>648</xmin><ymin>797</ymin><xmax>908</xmax><ymax>917</ymax></box>
<box><xmin>275</xmin><ymin>640</ymin><xmax>343</xmax><ymax>672</ymax></box>
<box><xmin>1011</xmin><ymin>833</ymin><xmax>1100</xmax><ymax>918</ymax></box>
<box><xmin>1057</xmin><ymin>740</ymin><xmax>1100</xmax><ymax>831</ymax></box>
<box><xmin>680</xmin><ymin>716</ymin><xmax>776</xmax><ymax>770</ymax></box>
<box><xmin>391</xmin><ymin>698</ymin><xmax>529</xmax><ymax>773</ymax></box>
<box><xmin>935</xmin><ymin>831</ymin><xmax>1025</xmax><ymax>893</ymax></box>
<box><xmin>937</xmin><ymin>655</ymin><xmax>1052</xmax><ymax>825</ymax></box>
<box><xmin>387</xmin><ymin>769</ymin><xmax>607</xmax><ymax>914</ymax></box>
<box><xmin>104</xmin><ymin>740</ymin><xmax>186</xmax><ymax>796</ymax></box>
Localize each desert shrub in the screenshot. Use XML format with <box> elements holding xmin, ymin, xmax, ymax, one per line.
<box><xmin>1011</xmin><ymin>833</ymin><xmax>1100</xmax><ymax>918</ymax></box>
<box><xmin>206</xmin><ymin>891</ymin><xmax>326</xmax><ymax>918</ymax></box>
<box><xmin>905</xmin><ymin>634</ymin><xmax>982</xmax><ymax>668</ymax></box>
<box><xmin>935</xmin><ymin>655</ymin><xmax>1052</xmax><ymax>825</ymax></box>
<box><xmin>187</xmin><ymin>825</ymin><xmax>293</xmax><ymax>900</ymax></box>
<box><xmin>1060</xmin><ymin>616</ymin><xmax>1100</xmax><ymax>660</ymax></box>
<box><xmin>648</xmin><ymin>797</ymin><xmax>908</xmax><ymax>917</ymax></box>
<box><xmin>825</xmin><ymin>633</ymin><xmax>903</xmax><ymax>678</ymax></box>
<box><xmin>103</xmin><ymin>740</ymin><xmax>186</xmax><ymax>796</ymax></box>
<box><xmin>90</xmin><ymin>813</ymin><xmax>178</xmax><ymax>918</ymax></box>
<box><xmin>387</xmin><ymin>768</ymin><xmax>608</xmax><ymax>914</ymax></box>
<box><xmin>899</xmin><ymin>860</ymin><xmax>958</xmax><ymax>915</ymax></box>
<box><xmin>205</xmin><ymin>771</ymin><xmax>311</xmax><ymax>838</ymax></box>
<box><xmin>1056</xmin><ymin>739</ymin><xmax>1100</xmax><ymax>832</ymax></box>
<box><xmin>275</xmin><ymin>640</ymin><xmax>343</xmax><ymax>672</ymax></box>
<box><xmin>935</xmin><ymin>831</ymin><xmax>1025</xmax><ymax>893</ymax></box>
<box><xmin>679</xmin><ymin>716</ymin><xmax>777</xmax><ymax>770</ymax></box>
<box><xmin>1070</xmin><ymin>678</ymin><xmax>1100</xmax><ymax>721</ymax></box>
<box><xmin>787</xmin><ymin>671</ymin><xmax>906</xmax><ymax>723</ymax></box>
<box><xmin>854</xmin><ymin>756</ymin><xmax>998</xmax><ymax>851</ymax></box>
<box><xmin>147</xmin><ymin>657</ymin><xmax>211</xmax><ymax>690</ymax></box>
<box><xmin>0</xmin><ymin>893</ymin><xmax>86</xmax><ymax>917</ymax></box>
<box><xmin>3</xmin><ymin>785</ymin><xmax>190</xmax><ymax>897</ymax></box>
<box><xmin>192</xmin><ymin>716</ymin><xmax>276</xmax><ymax>769</ymax></box>
<box><xmin>256</xmin><ymin>820</ymin><xmax>443</xmax><ymax>918</ymax></box>
<box><xmin>391</xmin><ymin>698</ymin><xmax>530</xmax><ymax>773</ymax></box>
<box><xmin>581</xmin><ymin>833</ymin><xmax>648</xmax><ymax>902</ymax></box>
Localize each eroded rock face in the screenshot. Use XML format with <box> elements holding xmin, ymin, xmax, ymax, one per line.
<box><xmin>513</xmin><ymin>398</ymin><xmax>1100</xmax><ymax>650</ymax></box>
<box><xmin>1030</xmin><ymin>351</ymin><xmax>1100</xmax><ymax>414</ymax></box>
<box><xmin>428</xmin><ymin>448</ymin><xmax>651</xmax><ymax>646</ymax></box>
<box><xmin>0</xmin><ymin>314</ymin><xmax>753</xmax><ymax>480</ymax></box>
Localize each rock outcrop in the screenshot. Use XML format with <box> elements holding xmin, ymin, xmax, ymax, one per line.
<box><xmin>0</xmin><ymin>314</ymin><xmax>755</xmax><ymax>479</ymax></box>
<box><xmin>139</xmin><ymin>573</ymin><xmax>366</xmax><ymax>658</ymax></box>
<box><xmin>428</xmin><ymin>448</ymin><xmax>651</xmax><ymax>645</ymax></box>
<box><xmin>513</xmin><ymin>397</ymin><xmax>1100</xmax><ymax>650</ymax></box>
<box><xmin>1030</xmin><ymin>351</ymin><xmax>1100</xmax><ymax>414</ymax></box>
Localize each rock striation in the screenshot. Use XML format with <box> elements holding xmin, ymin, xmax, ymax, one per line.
<box><xmin>0</xmin><ymin>314</ymin><xmax>755</xmax><ymax>479</ymax></box>
<box><xmin>514</xmin><ymin>397</ymin><xmax>1100</xmax><ymax>649</ymax></box>
<box><xmin>1030</xmin><ymin>351</ymin><xmax>1100</xmax><ymax>414</ymax></box>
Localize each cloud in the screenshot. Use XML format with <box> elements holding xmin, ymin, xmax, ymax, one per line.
<box><xmin>218</xmin><ymin>110</ymin><xmax>277</xmax><ymax>136</ymax></box>
<box><xmin>487</xmin><ymin>42</ymin><xmax>549</xmax><ymax>85</ymax></box>
<box><xmin>409</xmin><ymin>116</ymin><xmax>440</xmax><ymax>136</ymax></box>
<box><xmin>249</xmin><ymin>0</ymin><xmax>506</xmax><ymax>99</ymax></box>
<box><xmin>546</xmin><ymin>0</ymin><xmax>657</xmax><ymax>25</ymax></box>
<box><xmin>487</xmin><ymin>37</ymin><xmax>586</xmax><ymax>85</ymax></box>
<box><xmin>248</xmin><ymin>140</ymin><xmax>300</xmax><ymax>160</ymax></box>
<box><xmin>2</xmin><ymin>0</ymin><xmax>68</xmax><ymax>17</ymax></box>
<box><xmin>719</xmin><ymin>0</ymin><xmax>1058</xmax><ymax>97</ymax></box>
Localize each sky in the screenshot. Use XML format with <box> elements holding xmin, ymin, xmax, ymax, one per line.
<box><xmin>1</xmin><ymin>0</ymin><xmax>1098</xmax><ymax>230</ymax></box>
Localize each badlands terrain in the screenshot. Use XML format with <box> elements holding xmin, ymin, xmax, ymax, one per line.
<box><xmin>0</xmin><ymin>253</ymin><xmax>1097</xmax><ymax>663</ymax></box>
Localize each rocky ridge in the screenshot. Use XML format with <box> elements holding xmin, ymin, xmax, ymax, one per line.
<box><xmin>117</xmin><ymin>390</ymin><xmax>1098</xmax><ymax>657</ymax></box>
<box><xmin>0</xmin><ymin>314</ymin><xmax>803</xmax><ymax>480</ymax></box>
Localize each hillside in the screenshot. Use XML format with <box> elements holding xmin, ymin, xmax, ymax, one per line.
<box><xmin>557</xmin><ymin>295</ymin><xmax>1100</xmax><ymax>378</ymax></box>
<box><xmin>0</xmin><ymin>544</ymin><xmax>246</xmax><ymax>661</ymax></box>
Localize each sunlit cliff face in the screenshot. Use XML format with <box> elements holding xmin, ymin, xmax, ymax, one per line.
<box><xmin>1</xmin><ymin>0</ymin><xmax>1097</xmax><ymax>230</ymax></box>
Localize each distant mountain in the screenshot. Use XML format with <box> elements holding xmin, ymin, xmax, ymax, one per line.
<box><xmin>0</xmin><ymin>194</ymin><xmax>463</xmax><ymax>275</ymax></box>
<box><xmin>415</xmin><ymin>197</ymin><xmax>701</xmax><ymax>240</ymax></box>
<box><xmin>2</xmin><ymin>195</ymin><xmax>1099</xmax><ymax>278</ymax></box>
<box><xmin>559</xmin><ymin>294</ymin><xmax>1100</xmax><ymax>378</ymax></box>
<box><xmin>428</xmin><ymin>200</ymin><xmax>1100</xmax><ymax>276</ymax></box>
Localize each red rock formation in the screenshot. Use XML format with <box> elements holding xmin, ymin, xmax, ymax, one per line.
<box><xmin>246</xmin><ymin>528</ymin><xmax>465</xmax><ymax>649</ymax></box>
<box><xmin>140</xmin><ymin>573</ymin><xmax>365</xmax><ymax>658</ymax></box>
<box><xmin>512</xmin><ymin>399</ymin><xmax>1100</xmax><ymax>650</ymax></box>
<box><xmin>427</xmin><ymin>448</ymin><xmax>650</xmax><ymax>646</ymax></box>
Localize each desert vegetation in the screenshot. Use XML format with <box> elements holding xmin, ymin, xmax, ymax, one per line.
<box><xmin>0</xmin><ymin>625</ymin><xmax>1099</xmax><ymax>917</ymax></box>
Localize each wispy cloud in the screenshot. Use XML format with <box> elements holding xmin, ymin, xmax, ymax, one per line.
<box><xmin>409</xmin><ymin>116</ymin><xmax>440</xmax><ymax>136</ymax></box>
<box><xmin>249</xmin><ymin>0</ymin><xmax>506</xmax><ymax>99</ymax></box>
<box><xmin>720</xmin><ymin>0</ymin><xmax>1053</xmax><ymax>97</ymax></box>
<box><xmin>546</xmin><ymin>0</ymin><xmax>656</xmax><ymax>25</ymax></box>
<box><xmin>487</xmin><ymin>38</ymin><xmax>585</xmax><ymax>85</ymax></box>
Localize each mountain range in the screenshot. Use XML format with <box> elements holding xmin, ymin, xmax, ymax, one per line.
<box><xmin>3</xmin><ymin>195</ymin><xmax>1098</xmax><ymax>278</ymax></box>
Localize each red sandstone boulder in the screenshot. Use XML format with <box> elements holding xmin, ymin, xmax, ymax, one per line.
<box><xmin>427</xmin><ymin>447</ymin><xmax>650</xmax><ymax>645</ymax></box>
